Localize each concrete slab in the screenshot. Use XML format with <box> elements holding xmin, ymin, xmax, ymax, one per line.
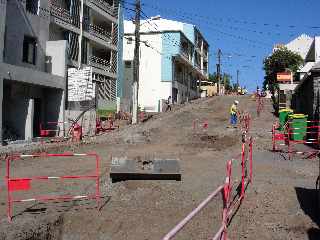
<box><xmin>110</xmin><ymin>157</ymin><xmax>181</xmax><ymax>182</ymax></box>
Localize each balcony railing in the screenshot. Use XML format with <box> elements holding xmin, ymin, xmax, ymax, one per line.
<box><xmin>89</xmin><ymin>55</ymin><xmax>112</xmax><ymax>72</ymax></box>
<box><xmin>89</xmin><ymin>0</ymin><xmax>117</xmax><ymax>17</ymax></box>
<box><xmin>194</xmin><ymin>61</ymin><xmax>201</xmax><ymax>70</ymax></box>
<box><xmin>87</xmin><ymin>24</ymin><xmax>112</xmax><ymax>43</ymax></box>
<box><xmin>50</xmin><ymin>3</ymin><xmax>72</xmax><ymax>25</ymax></box>
<box><xmin>180</xmin><ymin>48</ymin><xmax>189</xmax><ymax>60</ymax></box>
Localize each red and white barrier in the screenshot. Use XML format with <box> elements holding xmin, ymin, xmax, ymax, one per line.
<box><xmin>239</xmin><ymin>113</ymin><xmax>251</xmax><ymax>133</ymax></box>
<box><xmin>5</xmin><ymin>153</ymin><xmax>101</xmax><ymax>222</ymax></box>
<box><xmin>256</xmin><ymin>96</ymin><xmax>264</xmax><ymax>117</ymax></box>
<box><xmin>192</xmin><ymin>119</ymin><xmax>209</xmax><ymax>131</ymax></box>
<box><xmin>162</xmin><ymin>137</ymin><xmax>253</xmax><ymax>240</ymax></box>
<box><xmin>287</xmin><ymin>120</ymin><xmax>320</xmax><ymax>160</ymax></box>
<box><xmin>39</xmin><ymin>122</ymin><xmax>67</xmax><ymax>138</ymax></box>
<box><xmin>272</xmin><ymin>121</ymin><xmax>320</xmax><ymax>160</ymax></box>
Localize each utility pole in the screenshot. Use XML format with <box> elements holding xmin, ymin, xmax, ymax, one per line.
<box><xmin>78</xmin><ymin>0</ymin><xmax>84</xmax><ymax>69</ymax></box>
<box><xmin>132</xmin><ymin>0</ymin><xmax>140</xmax><ymax>124</ymax></box>
<box><xmin>216</xmin><ymin>49</ymin><xmax>222</xmax><ymax>95</ymax></box>
<box><xmin>236</xmin><ymin>70</ymin><xmax>240</xmax><ymax>87</ymax></box>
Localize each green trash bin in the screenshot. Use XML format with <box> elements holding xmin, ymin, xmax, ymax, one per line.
<box><xmin>288</xmin><ymin>114</ymin><xmax>308</xmax><ymax>141</ymax></box>
<box><xmin>279</xmin><ymin>108</ymin><xmax>293</xmax><ymax>131</ymax></box>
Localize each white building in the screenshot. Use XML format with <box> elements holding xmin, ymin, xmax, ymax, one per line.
<box><xmin>123</xmin><ymin>16</ymin><xmax>209</xmax><ymax>112</ymax></box>
<box><xmin>274</xmin><ymin>34</ymin><xmax>320</xmax><ymax>80</ymax></box>
<box><xmin>272</xmin><ymin>34</ymin><xmax>320</xmax><ymax>109</ymax></box>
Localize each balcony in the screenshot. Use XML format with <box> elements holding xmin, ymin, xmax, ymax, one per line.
<box><xmin>194</xmin><ymin>61</ymin><xmax>201</xmax><ymax>70</ymax></box>
<box><xmin>89</xmin><ymin>55</ymin><xmax>111</xmax><ymax>72</ymax></box>
<box><xmin>88</xmin><ymin>0</ymin><xmax>117</xmax><ymax>17</ymax></box>
<box><xmin>86</xmin><ymin>24</ymin><xmax>112</xmax><ymax>44</ymax></box>
<box><xmin>180</xmin><ymin>48</ymin><xmax>189</xmax><ymax>61</ymax></box>
<box><xmin>50</xmin><ymin>1</ymin><xmax>75</xmax><ymax>25</ymax></box>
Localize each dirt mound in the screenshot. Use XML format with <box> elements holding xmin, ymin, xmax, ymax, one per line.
<box><xmin>177</xmin><ymin>133</ymin><xmax>239</xmax><ymax>151</ymax></box>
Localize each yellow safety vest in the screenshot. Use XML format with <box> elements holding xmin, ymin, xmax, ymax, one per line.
<box><xmin>230</xmin><ymin>104</ymin><xmax>237</xmax><ymax>115</ymax></box>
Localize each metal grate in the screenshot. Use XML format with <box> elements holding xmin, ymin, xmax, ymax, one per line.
<box><xmin>92</xmin><ymin>73</ymin><xmax>116</xmax><ymax>101</ymax></box>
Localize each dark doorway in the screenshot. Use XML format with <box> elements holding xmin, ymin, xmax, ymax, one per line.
<box><xmin>172</xmin><ymin>88</ymin><xmax>178</xmax><ymax>104</ymax></box>
<box><xmin>33</xmin><ymin>98</ymin><xmax>41</xmax><ymax>137</ymax></box>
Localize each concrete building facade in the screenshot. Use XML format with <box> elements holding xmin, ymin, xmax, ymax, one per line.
<box><xmin>293</xmin><ymin>63</ymin><xmax>320</xmax><ymax>119</ymax></box>
<box><xmin>0</xmin><ymin>0</ymin><xmax>123</xmax><ymax>143</ymax></box>
<box><xmin>123</xmin><ymin>17</ymin><xmax>209</xmax><ymax>113</ymax></box>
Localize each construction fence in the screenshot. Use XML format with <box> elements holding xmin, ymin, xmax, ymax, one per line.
<box><xmin>5</xmin><ymin>152</ymin><xmax>101</xmax><ymax>222</ymax></box>
<box><xmin>162</xmin><ymin>136</ymin><xmax>253</xmax><ymax>240</ymax></box>
<box><xmin>272</xmin><ymin>120</ymin><xmax>320</xmax><ymax>160</ymax></box>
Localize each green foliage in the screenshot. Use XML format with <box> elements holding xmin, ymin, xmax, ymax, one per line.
<box><xmin>263</xmin><ymin>47</ymin><xmax>303</xmax><ymax>111</ymax></box>
<box><xmin>263</xmin><ymin>47</ymin><xmax>303</xmax><ymax>93</ymax></box>
<box><xmin>97</xmin><ymin>109</ymin><xmax>116</xmax><ymax>117</ymax></box>
<box><xmin>209</xmin><ymin>72</ymin><xmax>233</xmax><ymax>91</ymax></box>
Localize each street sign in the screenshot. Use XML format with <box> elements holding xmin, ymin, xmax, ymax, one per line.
<box><xmin>277</xmin><ymin>72</ymin><xmax>292</xmax><ymax>82</ymax></box>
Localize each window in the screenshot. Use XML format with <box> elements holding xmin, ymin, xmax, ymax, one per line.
<box><xmin>23</xmin><ymin>36</ymin><xmax>37</xmax><ymax>65</ymax></box>
<box><xmin>125</xmin><ymin>61</ymin><xmax>132</xmax><ymax>68</ymax></box>
<box><xmin>26</xmin><ymin>0</ymin><xmax>39</xmax><ymax>15</ymax></box>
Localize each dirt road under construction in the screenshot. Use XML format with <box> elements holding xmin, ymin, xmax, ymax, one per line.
<box><xmin>0</xmin><ymin>95</ymin><xmax>319</xmax><ymax>240</ymax></box>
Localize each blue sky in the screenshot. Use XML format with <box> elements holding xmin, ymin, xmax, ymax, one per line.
<box><xmin>123</xmin><ymin>0</ymin><xmax>319</xmax><ymax>92</ymax></box>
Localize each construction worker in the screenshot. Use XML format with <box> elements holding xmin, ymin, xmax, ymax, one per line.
<box><xmin>230</xmin><ymin>100</ymin><xmax>239</xmax><ymax>127</ymax></box>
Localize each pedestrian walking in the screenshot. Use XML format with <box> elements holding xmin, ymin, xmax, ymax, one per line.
<box><xmin>230</xmin><ymin>100</ymin><xmax>239</xmax><ymax>127</ymax></box>
<box><xmin>166</xmin><ymin>96</ymin><xmax>172</xmax><ymax>112</ymax></box>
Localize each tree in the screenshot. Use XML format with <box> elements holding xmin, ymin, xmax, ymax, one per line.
<box><xmin>263</xmin><ymin>47</ymin><xmax>303</xmax><ymax>111</ymax></box>
<box><xmin>209</xmin><ymin>72</ymin><xmax>232</xmax><ymax>90</ymax></box>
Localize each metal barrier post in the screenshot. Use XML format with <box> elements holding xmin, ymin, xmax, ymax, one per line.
<box><xmin>249</xmin><ymin>137</ymin><xmax>253</xmax><ymax>183</ymax></box>
<box><xmin>6</xmin><ymin>156</ymin><xmax>12</xmax><ymax>222</ymax></box>
<box><xmin>272</xmin><ymin>125</ymin><xmax>276</xmax><ymax>152</ymax></box>
<box><xmin>95</xmin><ymin>154</ymin><xmax>101</xmax><ymax>208</ymax></box>
<box><xmin>241</xmin><ymin>143</ymin><xmax>245</xmax><ymax>199</ymax></box>
<box><xmin>287</xmin><ymin>123</ymin><xmax>292</xmax><ymax>160</ymax></box>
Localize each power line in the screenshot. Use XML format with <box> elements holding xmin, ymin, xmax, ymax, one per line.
<box><xmin>142</xmin><ymin>1</ymin><xmax>320</xmax><ymax>30</ymax></box>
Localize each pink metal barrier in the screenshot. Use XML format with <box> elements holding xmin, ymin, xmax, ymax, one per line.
<box><xmin>5</xmin><ymin>153</ymin><xmax>101</xmax><ymax>222</ymax></box>
<box><xmin>239</xmin><ymin>113</ymin><xmax>251</xmax><ymax>133</ymax></box>
<box><xmin>256</xmin><ymin>96</ymin><xmax>264</xmax><ymax>117</ymax></box>
<box><xmin>287</xmin><ymin>120</ymin><xmax>320</xmax><ymax>159</ymax></box>
<box><xmin>272</xmin><ymin>121</ymin><xmax>319</xmax><ymax>160</ymax></box>
<box><xmin>162</xmin><ymin>137</ymin><xmax>253</xmax><ymax>240</ymax></box>
<box><xmin>271</xmin><ymin>123</ymin><xmax>288</xmax><ymax>152</ymax></box>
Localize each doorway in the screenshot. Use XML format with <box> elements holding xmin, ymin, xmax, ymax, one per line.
<box><xmin>33</xmin><ymin>98</ymin><xmax>41</xmax><ymax>137</ymax></box>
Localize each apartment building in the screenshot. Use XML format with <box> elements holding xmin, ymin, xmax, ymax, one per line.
<box><xmin>0</xmin><ymin>0</ymin><xmax>123</xmax><ymax>143</ymax></box>
<box><xmin>123</xmin><ymin>17</ymin><xmax>209</xmax><ymax>113</ymax></box>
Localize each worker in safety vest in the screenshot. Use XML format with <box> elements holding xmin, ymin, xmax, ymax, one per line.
<box><xmin>230</xmin><ymin>100</ymin><xmax>239</xmax><ymax>127</ymax></box>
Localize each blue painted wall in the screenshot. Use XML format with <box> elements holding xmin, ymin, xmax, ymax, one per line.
<box><xmin>161</xmin><ymin>32</ymin><xmax>180</xmax><ymax>82</ymax></box>
<box><xmin>116</xmin><ymin>2</ymin><xmax>124</xmax><ymax>97</ymax></box>
<box><xmin>182</xmin><ymin>23</ymin><xmax>195</xmax><ymax>44</ymax></box>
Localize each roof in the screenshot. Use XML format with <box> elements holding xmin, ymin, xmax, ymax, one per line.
<box><xmin>124</xmin><ymin>17</ymin><xmax>209</xmax><ymax>45</ymax></box>
<box><xmin>300</xmin><ymin>62</ymin><xmax>315</xmax><ymax>73</ymax></box>
<box><xmin>311</xmin><ymin>61</ymin><xmax>320</xmax><ymax>71</ymax></box>
<box><xmin>124</xmin><ymin>18</ymin><xmax>189</xmax><ymax>35</ymax></box>
<box><xmin>285</xmin><ymin>34</ymin><xmax>313</xmax><ymax>59</ymax></box>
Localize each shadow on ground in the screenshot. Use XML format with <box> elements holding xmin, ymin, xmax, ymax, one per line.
<box><xmin>295</xmin><ymin>187</ymin><xmax>320</xmax><ymax>240</ymax></box>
